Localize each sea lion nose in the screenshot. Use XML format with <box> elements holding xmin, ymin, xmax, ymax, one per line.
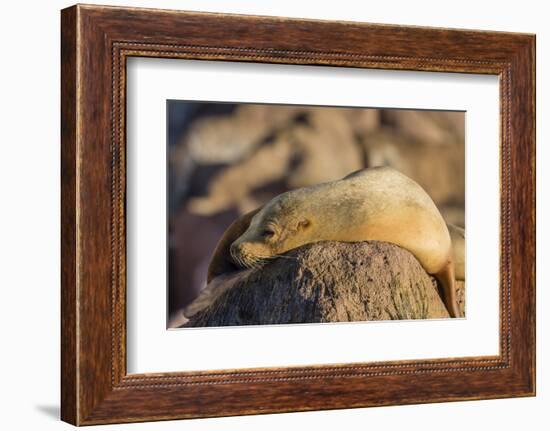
<box><xmin>230</xmin><ymin>242</ymin><xmax>241</xmax><ymax>256</ymax></box>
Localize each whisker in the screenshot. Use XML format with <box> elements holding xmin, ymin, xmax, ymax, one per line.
<box><xmin>256</xmin><ymin>255</ymin><xmax>278</xmax><ymax>260</ymax></box>
<box><xmin>230</xmin><ymin>249</ymin><xmax>239</xmax><ymax>267</ymax></box>
<box><xmin>251</xmin><ymin>259</ymin><xmax>265</xmax><ymax>269</ymax></box>
<box><xmin>230</xmin><ymin>247</ymin><xmax>298</xmax><ymax>271</ymax></box>
<box><xmin>255</xmin><ymin>258</ymin><xmax>268</xmax><ymax>267</ymax></box>
<box><xmin>271</xmin><ymin>254</ymin><xmax>298</xmax><ymax>260</ymax></box>
<box><xmin>243</xmin><ymin>253</ymin><xmax>257</xmax><ymax>269</ymax></box>
<box><xmin>234</xmin><ymin>253</ymin><xmax>246</xmax><ymax>269</ymax></box>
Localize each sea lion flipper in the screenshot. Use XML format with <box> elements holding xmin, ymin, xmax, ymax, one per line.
<box><xmin>434</xmin><ymin>261</ymin><xmax>461</xmax><ymax>318</ymax></box>
<box><xmin>206</xmin><ymin>206</ymin><xmax>263</xmax><ymax>282</ymax></box>
<box><xmin>447</xmin><ymin>223</ymin><xmax>465</xmax><ymax>281</ymax></box>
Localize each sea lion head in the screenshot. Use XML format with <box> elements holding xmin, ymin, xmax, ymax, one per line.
<box><xmin>229</xmin><ymin>193</ymin><xmax>312</xmax><ymax>269</ymax></box>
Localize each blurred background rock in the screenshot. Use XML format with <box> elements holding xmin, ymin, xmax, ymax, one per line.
<box><xmin>167</xmin><ymin>101</ymin><xmax>465</xmax><ymax>322</ymax></box>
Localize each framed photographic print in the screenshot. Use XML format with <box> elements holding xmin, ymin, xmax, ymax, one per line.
<box><xmin>61</xmin><ymin>4</ymin><xmax>535</xmax><ymax>425</ymax></box>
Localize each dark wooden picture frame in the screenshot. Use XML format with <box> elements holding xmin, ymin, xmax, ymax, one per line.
<box><xmin>61</xmin><ymin>4</ymin><xmax>535</xmax><ymax>425</ymax></box>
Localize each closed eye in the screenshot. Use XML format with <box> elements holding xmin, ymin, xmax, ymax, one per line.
<box><xmin>262</xmin><ymin>228</ymin><xmax>276</xmax><ymax>238</ymax></box>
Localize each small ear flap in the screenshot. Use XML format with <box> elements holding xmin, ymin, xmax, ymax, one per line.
<box><xmin>297</xmin><ymin>218</ymin><xmax>311</xmax><ymax>230</ymax></box>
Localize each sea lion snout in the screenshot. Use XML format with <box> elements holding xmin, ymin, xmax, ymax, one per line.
<box><xmin>229</xmin><ymin>241</ymin><xmax>248</xmax><ymax>268</ymax></box>
<box><xmin>230</xmin><ymin>237</ymin><xmax>273</xmax><ymax>269</ymax></box>
<box><xmin>229</xmin><ymin>241</ymin><xmax>253</xmax><ymax>259</ymax></box>
<box><xmin>229</xmin><ymin>241</ymin><xmax>241</xmax><ymax>257</ymax></box>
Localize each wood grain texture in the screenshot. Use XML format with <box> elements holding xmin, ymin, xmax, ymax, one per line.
<box><xmin>60</xmin><ymin>4</ymin><xmax>535</xmax><ymax>425</ymax></box>
<box><xmin>61</xmin><ymin>6</ymin><xmax>78</xmax><ymax>425</ymax></box>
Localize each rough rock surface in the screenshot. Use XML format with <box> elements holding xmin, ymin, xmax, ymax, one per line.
<box><xmin>184</xmin><ymin>241</ymin><xmax>465</xmax><ymax>327</ymax></box>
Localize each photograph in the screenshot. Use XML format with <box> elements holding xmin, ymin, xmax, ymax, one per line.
<box><xmin>167</xmin><ymin>101</ymin><xmax>466</xmax><ymax>328</ymax></box>
<box><xmin>50</xmin><ymin>2</ymin><xmax>536</xmax><ymax>427</ymax></box>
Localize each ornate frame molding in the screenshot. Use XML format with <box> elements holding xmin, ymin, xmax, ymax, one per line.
<box><xmin>61</xmin><ymin>5</ymin><xmax>535</xmax><ymax>425</ymax></box>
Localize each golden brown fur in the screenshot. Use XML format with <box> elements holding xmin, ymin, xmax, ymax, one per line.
<box><xmin>447</xmin><ymin>223</ymin><xmax>465</xmax><ymax>281</ymax></box>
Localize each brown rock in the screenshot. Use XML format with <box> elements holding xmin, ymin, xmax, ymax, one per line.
<box><xmin>183</xmin><ymin>241</ymin><xmax>465</xmax><ymax>327</ymax></box>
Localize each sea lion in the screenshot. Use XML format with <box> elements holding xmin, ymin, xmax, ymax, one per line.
<box><xmin>206</xmin><ymin>167</ymin><xmax>461</xmax><ymax>318</ymax></box>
